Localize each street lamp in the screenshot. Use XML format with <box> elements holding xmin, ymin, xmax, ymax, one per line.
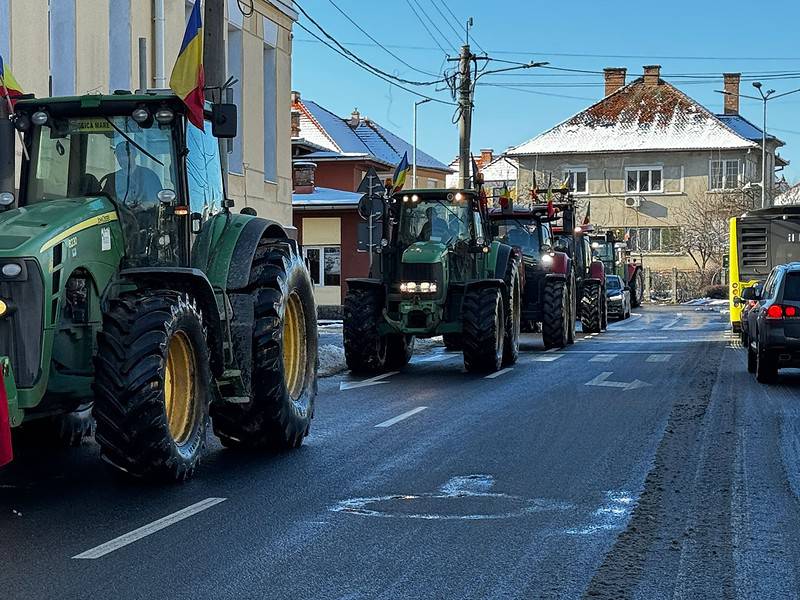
<box><xmin>717</xmin><ymin>83</ymin><xmax>800</xmax><ymax>208</ymax></box>
<box><xmin>412</xmin><ymin>98</ymin><xmax>432</xmax><ymax>188</ymax></box>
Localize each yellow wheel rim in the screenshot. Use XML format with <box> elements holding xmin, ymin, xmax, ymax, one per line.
<box><xmin>164</xmin><ymin>331</ymin><xmax>197</xmax><ymax>444</ymax></box>
<box><xmin>282</xmin><ymin>291</ymin><xmax>308</xmax><ymax>400</ymax></box>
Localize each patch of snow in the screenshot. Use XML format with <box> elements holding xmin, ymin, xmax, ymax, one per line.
<box><xmin>319</xmin><ymin>344</ymin><xmax>347</xmax><ymax>377</ymax></box>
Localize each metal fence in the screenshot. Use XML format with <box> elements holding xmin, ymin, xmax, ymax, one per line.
<box><xmin>645</xmin><ymin>268</ymin><xmax>725</xmax><ymax>303</ymax></box>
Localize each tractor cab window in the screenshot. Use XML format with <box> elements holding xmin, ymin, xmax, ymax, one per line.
<box><xmin>593</xmin><ymin>241</ymin><xmax>614</xmax><ymax>263</ymax></box>
<box><xmin>493</xmin><ymin>219</ymin><xmax>541</xmax><ymax>256</ymax></box>
<box><xmin>24</xmin><ymin>115</ymin><xmax>183</xmax><ymax>266</ymax></box>
<box><xmin>399</xmin><ymin>197</ymin><xmax>471</xmax><ymax>246</ymax></box>
<box><xmin>186</xmin><ymin>120</ymin><xmax>224</xmax><ymax>220</ymax></box>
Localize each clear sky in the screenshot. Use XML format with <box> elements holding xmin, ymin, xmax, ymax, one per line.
<box><xmin>292</xmin><ymin>0</ymin><xmax>800</xmax><ymax>184</ymax></box>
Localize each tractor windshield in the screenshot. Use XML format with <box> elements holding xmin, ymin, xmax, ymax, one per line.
<box><xmin>399</xmin><ymin>198</ymin><xmax>471</xmax><ymax>246</ymax></box>
<box><xmin>493</xmin><ymin>218</ymin><xmax>541</xmax><ymax>256</ymax></box>
<box><xmin>24</xmin><ymin>115</ymin><xmax>184</xmax><ymax>266</ymax></box>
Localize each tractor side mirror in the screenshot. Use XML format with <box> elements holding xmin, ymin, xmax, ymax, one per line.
<box><xmin>190</xmin><ymin>212</ymin><xmax>203</xmax><ymax>234</ymax></box>
<box><xmin>211</xmin><ymin>103</ymin><xmax>238</xmax><ymax>139</ymax></box>
<box><xmin>553</xmin><ymin>239</ymin><xmax>568</xmax><ymax>253</ymax></box>
<box><xmin>540</xmin><ymin>243</ymin><xmax>552</xmax><ymax>254</ymax></box>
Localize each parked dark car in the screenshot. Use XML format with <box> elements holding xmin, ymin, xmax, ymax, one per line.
<box><xmin>737</xmin><ymin>283</ymin><xmax>762</xmax><ymax>346</ymax></box>
<box><xmin>745</xmin><ymin>263</ymin><xmax>800</xmax><ymax>383</ymax></box>
<box><xmin>606</xmin><ymin>275</ymin><xmax>631</xmax><ymax>320</ymax></box>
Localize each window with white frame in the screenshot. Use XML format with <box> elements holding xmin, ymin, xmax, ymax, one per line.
<box><xmin>263</xmin><ymin>17</ymin><xmax>278</xmax><ymax>182</ymax></box>
<box><xmin>427</xmin><ymin>178</ymin><xmax>438</xmax><ymax>188</ymax></box>
<box><xmin>709</xmin><ymin>159</ymin><xmax>740</xmax><ymax>190</ymax></box>
<box><xmin>563</xmin><ymin>168</ymin><xmax>588</xmax><ymax>194</ymax></box>
<box><xmin>304</xmin><ymin>246</ymin><xmax>341</xmax><ymax>287</ymax></box>
<box><xmin>626</xmin><ymin>167</ymin><xmax>662</xmax><ymax>193</ymax></box>
<box><xmin>626</xmin><ymin>227</ymin><xmax>681</xmax><ymax>253</ymax></box>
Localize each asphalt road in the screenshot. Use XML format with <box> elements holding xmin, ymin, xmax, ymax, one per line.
<box><xmin>3</xmin><ymin>305</ymin><xmax>800</xmax><ymax>599</ymax></box>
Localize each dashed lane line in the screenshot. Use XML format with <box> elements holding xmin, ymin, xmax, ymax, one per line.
<box><xmin>527</xmin><ymin>354</ymin><xmax>564</xmax><ymax>362</ymax></box>
<box><xmin>375</xmin><ymin>407</ymin><xmax>428</xmax><ymax>428</ymax></box>
<box><xmin>485</xmin><ymin>367</ymin><xmax>514</xmax><ymax>379</ymax></box>
<box><xmin>589</xmin><ymin>354</ymin><xmax>618</xmax><ymax>363</ymax></box>
<box><xmin>339</xmin><ymin>371</ymin><xmax>400</xmax><ymax>391</ymax></box>
<box><xmin>646</xmin><ymin>353</ymin><xmax>672</xmax><ymax>363</ymax></box>
<box><xmin>73</xmin><ymin>498</ymin><xmax>227</xmax><ymax>559</ymax></box>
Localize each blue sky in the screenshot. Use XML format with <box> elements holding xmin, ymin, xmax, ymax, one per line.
<box><xmin>292</xmin><ymin>0</ymin><xmax>800</xmax><ymax>183</ymax></box>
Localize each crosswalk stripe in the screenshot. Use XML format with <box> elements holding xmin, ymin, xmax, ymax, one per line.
<box><xmin>646</xmin><ymin>354</ymin><xmax>672</xmax><ymax>363</ymax></box>
<box><xmin>589</xmin><ymin>354</ymin><xmax>617</xmax><ymax>363</ymax></box>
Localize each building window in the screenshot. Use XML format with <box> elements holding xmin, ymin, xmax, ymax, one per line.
<box><xmin>626</xmin><ymin>227</ymin><xmax>681</xmax><ymax>253</ymax></box>
<box><xmin>304</xmin><ymin>246</ymin><xmax>341</xmax><ymax>287</ymax></box>
<box><xmin>563</xmin><ymin>168</ymin><xmax>587</xmax><ymax>194</ymax></box>
<box><xmin>709</xmin><ymin>159</ymin><xmax>740</xmax><ymax>190</ymax></box>
<box><xmin>263</xmin><ymin>17</ymin><xmax>278</xmax><ymax>182</ymax></box>
<box><xmin>626</xmin><ymin>167</ymin><xmax>662</xmax><ymax>193</ymax></box>
<box><xmin>227</xmin><ymin>23</ymin><xmax>243</xmax><ymax>174</ymax></box>
<box><xmin>428</xmin><ymin>178</ymin><xmax>438</xmax><ymax>188</ymax></box>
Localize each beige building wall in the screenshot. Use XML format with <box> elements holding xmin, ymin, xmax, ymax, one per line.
<box><xmin>3</xmin><ymin>0</ymin><xmax>295</xmax><ymax>225</ymax></box>
<box><xmin>517</xmin><ymin>149</ymin><xmax>760</xmax><ymax>270</ymax></box>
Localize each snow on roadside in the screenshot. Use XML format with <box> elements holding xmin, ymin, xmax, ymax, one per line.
<box><xmin>317</xmin><ymin>335</ymin><xmax>445</xmax><ymax>378</ymax></box>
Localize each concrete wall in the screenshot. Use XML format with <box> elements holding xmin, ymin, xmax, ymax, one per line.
<box><xmin>516</xmin><ymin>149</ymin><xmax>761</xmax><ymax>270</ymax></box>
<box><xmin>4</xmin><ymin>0</ymin><xmax>295</xmax><ymax>225</ymax></box>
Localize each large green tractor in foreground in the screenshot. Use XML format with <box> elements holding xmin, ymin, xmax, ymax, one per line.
<box><xmin>344</xmin><ymin>188</ymin><xmax>521</xmax><ymax>374</ymax></box>
<box><xmin>0</xmin><ymin>92</ymin><xmax>317</xmax><ymax>480</ymax></box>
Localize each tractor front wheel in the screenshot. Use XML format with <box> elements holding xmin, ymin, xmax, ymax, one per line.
<box><xmin>581</xmin><ymin>281</ymin><xmax>603</xmax><ymax>334</ymax></box>
<box><xmin>212</xmin><ymin>240</ymin><xmax>317</xmax><ymax>450</ymax></box>
<box><xmin>442</xmin><ymin>333</ymin><xmax>463</xmax><ymax>350</ymax></box>
<box><xmin>542</xmin><ymin>279</ymin><xmax>569</xmax><ymax>349</ymax></box>
<box><xmin>386</xmin><ymin>335</ymin><xmax>414</xmax><ymax>369</ymax></box>
<box><xmin>502</xmin><ymin>257</ymin><xmax>521</xmax><ymax>366</ymax></box>
<box><xmin>94</xmin><ymin>292</ymin><xmax>211</xmax><ymax>481</ymax></box>
<box><xmin>343</xmin><ymin>286</ymin><xmax>387</xmax><ymax>374</ymax></box>
<box><xmin>630</xmin><ymin>268</ymin><xmax>645</xmax><ymax>308</ymax></box>
<box><xmin>462</xmin><ymin>286</ymin><xmax>505</xmax><ymax>373</ymax></box>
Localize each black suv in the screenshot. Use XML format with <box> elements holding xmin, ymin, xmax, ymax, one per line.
<box><xmin>745</xmin><ymin>262</ymin><xmax>800</xmax><ymax>382</ymax></box>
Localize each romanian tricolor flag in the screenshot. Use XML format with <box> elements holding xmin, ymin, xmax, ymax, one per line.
<box><xmin>391</xmin><ymin>151</ymin><xmax>410</xmax><ymax>193</ymax></box>
<box><xmin>170</xmin><ymin>1</ymin><xmax>205</xmax><ymax>130</ymax></box>
<box><xmin>582</xmin><ymin>201</ymin><xmax>591</xmax><ymax>225</ymax></box>
<box><xmin>0</xmin><ymin>54</ymin><xmax>23</xmax><ymax>107</ymax></box>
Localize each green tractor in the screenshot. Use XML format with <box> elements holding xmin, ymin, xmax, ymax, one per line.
<box><xmin>0</xmin><ymin>92</ymin><xmax>318</xmax><ymax>480</ymax></box>
<box><xmin>343</xmin><ymin>188</ymin><xmax>521</xmax><ymax>374</ymax></box>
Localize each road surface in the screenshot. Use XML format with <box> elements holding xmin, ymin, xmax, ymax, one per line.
<box><xmin>2</xmin><ymin>305</ymin><xmax>800</xmax><ymax>599</ymax></box>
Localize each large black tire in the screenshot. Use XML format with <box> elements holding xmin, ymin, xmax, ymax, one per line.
<box><xmin>567</xmin><ymin>273</ymin><xmax>577</xmax><ymax>344</ymax></box>
<box><xmin>600</xmin><ymin>293</ymin><xmax>609</xmax><ymax>330</ymax></box>
<box><xmin>581</xmin><ymin>281</ymin><xmax>602</xmax><ymax>334</ymax></box>
<box><xmin>343</xmin><ymin>286</ymin><xmax>387</xmax><ymax>374</ymax></box>
<box><xmin>442</xmin><ymin>333</ymin><xmax>463</xmax><ymax>350</ymax></box>
<box><xmin>747</xmin><ymin>341</ymin><xmax>757</xmax><ymax>373</ymax></box>
<box><xmin>386</xmin><ymin>335</ymin><xmax>414</xmax><ymax>369</ymax></box>
<box><xmin>542</xmin><ymin>279</ymin><xmax>569</xmax><ymax>349</ymax></box>
<box><xmin>94</xmin><ymin>292</ymin><xmax>211</xmax><ymax>481</ymax></box>
<box><xmin>212</xmin><ymin>240</ymin><xmax>317</xmax><ymax>450</ymax></box>
<box><xmin>502</xmin><ymin>257</ymin><xmax>521</xmax><ymax>366</ymax></box>
<box><xmin>462</xmin><ymin>286</ymin><xmax>505</xmax><ymax>373</ymax></box>
<box><xmin>755</xmin><ymin>343</ymin><xmax>777</xmax><ymax>383</ymax></box>
<box><xmin>630</xmin><ymin>268</ymin><xmax>645</xmax><ymax>308</ymax></box>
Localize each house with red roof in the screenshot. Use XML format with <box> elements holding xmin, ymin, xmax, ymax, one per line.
<box><xmin>508</xmin><ymin>66</ymin><xmax>788</xmax><ymax>271</ymax></box>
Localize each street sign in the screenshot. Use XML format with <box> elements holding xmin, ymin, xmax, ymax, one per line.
<box><xmin>357</xmin><ymin>166</ymin><xmax>385</xmax><ymax>196</ymax></box>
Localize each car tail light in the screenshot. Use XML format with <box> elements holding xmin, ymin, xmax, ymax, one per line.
<box><xmin>786</xmin><ymin>306</ymin><xmax>798</xmax><ymax>317</ymax></box>
<box><xmin>766</xmin><ymin>304</ymin><xmax>799</xmax><ymax>319</ymax></box>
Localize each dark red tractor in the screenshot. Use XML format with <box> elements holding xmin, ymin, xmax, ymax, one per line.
<box><xmin>488</xmin><ymin>202</ymin><xmax>576</xmax><ymax>348</ymax></box>
<box><xmin>589</xmin><ymin>231</ymin><xmax>645</xmax><ymax>307</ymax></box>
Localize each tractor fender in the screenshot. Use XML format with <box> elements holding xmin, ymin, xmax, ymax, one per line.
<box><xmin>464</xmin><ymin>278</ymin><xmax>506</xmax><ymax>294</ymax></box>
<box><xmin>548</xmin><ymin>251</ymin><xmax>570</xmax><ymax>275</ymax></box>
<box><xmin>224</xmin><ymin>217</ymin><xmax>290</xmax><ymax>290</ymax></box>
<box><xmin>493</xmin><ymin>243</ymin><xmax>514</xmax><ymax>280</ymax></box>
<box><xmin>345</xmin><ymin>278</ymin><xmax>385</xmax><ymax>297</ymax></box>
<box><xmin>589</xmin><ymin>261</ymin><xmax>606</xmax><ymax>281</ymax></box>
<box><xmin>119</xmin><ymin>267</ymin><xmax>225</xmax><ymax>377</ymax></box>
<box><xmin>627</xmin><ymin>263</ymin><xmax>642</xmax><ymax>280</ymax></box>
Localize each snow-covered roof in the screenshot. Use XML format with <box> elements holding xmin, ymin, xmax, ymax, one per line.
<box><xmin>446</xmin><ymin>155</ymin><xmax>518</xmax><ymax>187</ymax></box>
<box><xmin>775</xmin><ymin>183</ymin><xmax>800</xmax><ymax>206</ymax></box>
<box><xmin>292</xmin><ymin>97</ymin><xmax>450</xmax><ymax>172</ymax></box>
<box><xmin>508</xmin><ymin>77</ymin><xmax>759</xmax><ymax>156</ymax></box>
<box><xmin>292</xmin><ymin>186</ymin><xmax>362</xmax><ymax>207</ymax></box>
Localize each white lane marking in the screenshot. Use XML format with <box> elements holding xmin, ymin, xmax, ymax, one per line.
<box><xmin>417</xmin><ymin>353</ymin><xmax>450</xmax><ymax>363</ymax></box>
<box><xmin>590</xmin><ymin>354</ymin><xmax>618</xmax><ymax>363</ymax></box>
<box><xmin>584</xmin><ymin>371</ymin><xmax>651</xmax><ymax>391</ymax></box>
<box><xmin>375</xmin><ymin>406</ymin><xmax>428</xmax><ymax>428</ymax></box>
<box><xmin>646</xmin><ymin>353</ymin><xmax>672</xmax><ymax>363</ymax></box>
<box><xmin>340</xmin><ymin>371</ymin><xmax>400</xmax><ymax>391</ymax></box>
<box><xmin>73</xmin><ymin>498</ymin><xmax>227</xmax><ymax>559</ymax></box>
<box><xmin>528</xmin><ymin>354</ymin><xmax>564</xmax><ymax>362</ymax></box>
<box><xmin>558</xmin><ymin>350</ymin><xmax>677</xmax><ymax>355</ymax></box>
<box><xmin>485</xmin><ymin>367</ymin><xmax>514</xmax><ymax>379</ymax></box>
<box><xmin>660</xmin><ymin>313</ymin><xmax>683</xmax><ymax>330</ymax></box>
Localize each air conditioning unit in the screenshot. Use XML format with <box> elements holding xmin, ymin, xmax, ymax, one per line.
<box><xmin>624</xmin><ymin>196</ymin><xmax>641</xmax><ymax>209</ymax></box>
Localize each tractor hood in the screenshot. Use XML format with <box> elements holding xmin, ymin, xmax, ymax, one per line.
<box><xmin>0</xmin><ymin>197</ymin><xmax>118</xmax><ymax>257</ymax></box>
<box><xmin>401</xmin><ymin>241</ymin><xmax>448</xmax><ymax>264</ymax></box>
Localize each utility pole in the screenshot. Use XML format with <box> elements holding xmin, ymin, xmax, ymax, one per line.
<box><xmin>204</xmin><ymin>0</ymin><xmax>229</xmax><ymax>181</ymax></box>
<box><xmin>412</xmin><ymin>98</ymin><xmax>431</xmax><ymax>188</ymax></box>
<box><xmin>456</xmin><ymin>44</ymin><xmax>473</xmax><ymax>189</ymax></box>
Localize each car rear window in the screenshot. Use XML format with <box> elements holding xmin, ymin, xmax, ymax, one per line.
<box><xmin>784</xmin><ymin>272</ymin><xmax>800</xmax><ymax>301</ymax></box>
<box><xmin>606</xmin><ymin>277</ymin><xmax>622</xmax><ymax>290</ymax></box>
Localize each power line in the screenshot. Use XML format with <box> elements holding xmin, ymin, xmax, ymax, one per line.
<box><xmin>294</xmin><ymin>1</ymin><xmax>445</xmax><ymax>86</ymax></box>
<box><xmin>436</xmin><ymin>0</ymin><xmax>487</xmax><ymax>55</ymax></box>
<box><xmin>429</xmin><ymin>0</ymin><xmax>466</xmax><ymax>46</ymax></box>
<box><xmin>480</xmin><ymin>83</ymin><xmax>596</xmax><ymax>101</ymax></box>
<box><xmin>294</xmin><ymin>21</ymin><xmax>455</xmax><ymax>105</ymax></box>
<box><xmin>404</xmin><ymin>0</ymin><xmax>455</xmax><ymax>54</ymax></box>
<box><xmin>325</xmin><ymin>0</ymin><xmax>440</xmax><ymax>78</ymax></box>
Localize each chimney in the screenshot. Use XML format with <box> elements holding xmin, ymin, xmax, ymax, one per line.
<box><xmin>643</xmin><ymin>65</ymin><xmax>661</xmax><ymax>87</ymax></box>
<box><xmin>348</xmin><ymin>108</ymin><xmax>361</xmax><ymax>128</ymax></box>
<box><xmin>723</xmin><ymin>73</ymin><xmax>741</xmax><ymax>115</ymax></box>
<box><xmin>293</xmin><ymin>161</ymin><xmax>316</xmax><ymax>194</ymax></box>
<box><xmin>603</xmin><ymin>67</ymin><xmax>627</xmax><ymax>96</ymax></box>
<box><xmin>290</xmin><ymin>111</ymin><xmax>300</xmax><ymax>138</ymax></box>
<box><xmin>290</xmin><ymin>90</ymin><xmax>301</xmax><ymax>105</ymax></box>
<box><xmin>480</xmin><ymin>148</ymin><xmax>493</xmax><ymax>166</ymax></box>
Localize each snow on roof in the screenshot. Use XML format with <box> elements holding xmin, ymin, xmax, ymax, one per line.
<box><xmin>354</xmin><ymin>120</ymin><xmax>451</xmax><ymax>172</ymax></box>
<box><xmin>508</xmin><ymin>78</ymin><xmax>758</xmax><ymax>156</ymax></box>
<box><xmin>775</xmin><ymin>183</ymin><xmax>800</xmax><ymax>206</ymax></box>
<box><xmin>446</xmin><ymin>155</ymin><xmax>518</xmax><ymax>187</ymax></box>
<box><xmin>292</xmin><ymin>186</ymin><xmax>362</xmax><ymax>207</ymax></box>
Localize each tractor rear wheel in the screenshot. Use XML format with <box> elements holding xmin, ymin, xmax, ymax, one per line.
<box><xmin>94</xmin><ymin>292</ymin><xmax>211</xmax><ymax>481</ymax></box>
<box><xmin>442</xmin><ymin>333</ymin><xmax>463</xmax><ymax>350</ymax></box>
<box><xmin>502</xmin><ymin>257</ymin><xmax>521</xmax><ymax>366</ymax></box>
<box><xmin>212</xmin><ymin>240</ymin><xmax>317</xmax><ymax>450</ymax></box>
<box><xmin>542</xmin><ymin>279</ymin><xmax>569</xmax><ymax>349</ymax></box>
<box><xmin>386</xmin><ymin>335</ymin><xmax>414</xmax><ymax>369</ymax></box>
<box><xmin>581</xmin><ymin>281</ymin><xmax>603</xmax><ymax>334</ymax></box>
<box><xmin>567</xmin><ymin>274</ymin><xmax>577</xmax><ymax>344</ymax></box>
<box><xmin>343</xmin><ymin>286</ymin><xmax>387</xmax><ymax>374</ymax></box>
<box><xmin>462</xmin><ymin>286</ymin><xmax>505</xmax><ymax>373</ymax></box>
<box><xmin>630</xmin><ymin>268</ymin><xmax>645</xmax><ymax>308</ymax></box>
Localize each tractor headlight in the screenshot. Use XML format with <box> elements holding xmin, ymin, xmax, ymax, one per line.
<box><xmin>541</xmin><ymin>254</ymin><xmax>553</xmax><ymax>265</ymax></box>
<box><xmin>400</xmin><ymin>281</ymin><xmax>437</xmax><ymax>294</ymax></box>
<box><xmin>0</xmin><ymin>299</ymin><xmax>7</xmax><ymax>317</ymax></box>
<box><xmin>1</xmin><ymin>263</ymin><xmax>22</xmax><ymax>278</ymax></box>
<box><xmin>32</xmin><ymin>111</ymin><xmax>49</xmax><ymax>125</ymax></box>
<box><xmin>609</xmin><ymin>294</ymin><xmax>623</xmax><ymax>300</ymax></box>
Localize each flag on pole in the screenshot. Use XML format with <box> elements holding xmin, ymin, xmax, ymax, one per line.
<box><xmin>0</xmin><ymin>54</ymin><xmax>23</xmax><ymax>107</ymax></box>
<box><xmin>546</xmin><ymin>188</ymin><xmax>555</xmax><ymax>219</ymax></box>
<box><xmin>391</xmin><ymin>151</ymin><xmax>410</xmax><ymax>193</ymax></box>
<box><xmin>169</xmin><ymin>1</ymin><xmax>205</xmax><ymax>130</ymax></box>
<box><xmin>583</xmin><ymin>201</ymin><xmax>592</xmax><ymax>225</ymax></box>
<box><xmin>530</xmin><ymin>172</ymin><xmax>539</xmax><ymax>202</ymax></box>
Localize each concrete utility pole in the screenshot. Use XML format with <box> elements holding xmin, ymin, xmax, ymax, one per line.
<box><xmin>456</xmin><ymin>44</ymin><xmax>473</xmax><ymax>189</ymax></box>
<box><xmin>204</xmin><ymin>0</ymin><xmax>229</xmax><ymax>180</ymax></box>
